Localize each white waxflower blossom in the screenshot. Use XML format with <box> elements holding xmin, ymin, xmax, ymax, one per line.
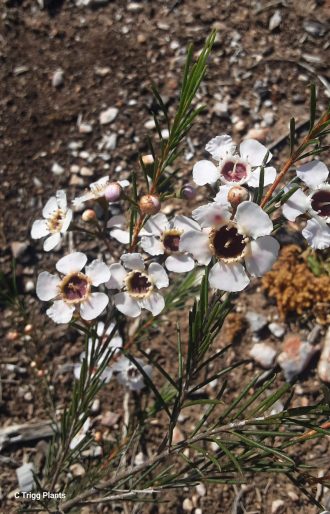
<box><xmin>36</xmin><ymin>252</ymin><xmax>110</xmax><ymax>324</ymax></box>
<box><xmin>73</xmin><ymin>176</ymin><xmax>129</xmax><ymax>206</ymax></box>
<box><xmin>107</xmin><ymin>215</ymin><xmax>148</xmax><ymax>245</ymax></box>
<box><xmin>193</xmin><ymin>134</ymin><xmax>276</xmax><ymax>188</ymax></box>
<box><xmin>106</xmin><ymin>253</ymin><xmax>169</xmax><ymax>317</ymax></box>
<box><xmin>140</xmin><ymin>213</ymin><xmax>202</xmax><ymax>273</ymax></box>
<box><xmin>73</xmin><ymin>321</ymin><xmax>122</xmax><ymax>382</ymax></box>
<box><xmin>31</xmin><ymin>190</ymin><xmax>72</xmax><ymax>252</ymax></box>
<box><xmin>282</xmin><ymin>160</ymin><xmax>330</xmax><ymax>250</ymax></box>
<box><xmin>113</xmin><ymin>356</ymin><xmax>152</xmax><ymax>392</ymax></box>
<box><xmin>180</xmin><ymin>201</ymin><xmax>280</xmax><ymax>292</ymax></box>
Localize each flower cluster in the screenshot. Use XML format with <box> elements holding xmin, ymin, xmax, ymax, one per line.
<box><xmin>32</xmin><ymin>135</ymin><xmax>329</xmax><ymax>329</ymax></box>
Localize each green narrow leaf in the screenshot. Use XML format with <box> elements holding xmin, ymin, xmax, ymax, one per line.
<box><xmin>211</xmin><ymin>438</ymin><xmax>243</xmax><ymax>477</ymax></box>
<box><xmin>289</xmin><ymin>117</ymin><xmax>296</xmax><ymax>155</ymax></box>
<box><xmin>309</xmin><ymin>83</ymin><xmax>316</xmax><ymax>133</ymax></box>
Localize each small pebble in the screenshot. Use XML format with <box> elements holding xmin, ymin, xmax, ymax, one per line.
<box><xmin>100</xmin><ymin>107</ymin><xmax>119</xmax><ymax>125</ymax></box>
<box><xmin>52</xmin><ymin>68</ymin><xmax>64</xmax><ymax>88</ymax></box>
<box><xmin>246</xmin><ymin>311</ymin><xmax>267</xmax><ymax>332</ymax></box>
<box><xmin>16</xmin><ymin>463</ymin><xmax>35</xmax><ymax>492</ymax></box>
<box><xmin>182</xmin><ymin>498</ymin><xmax>194</xmax><ymax>512</ymax></box>
<box><xmin>91</xmin><ymin>398</ymin><xmax>100</xmax><ymax>414</ymax></box>
<box><xmin>269</xmin><ymin>10</ymin><xmax>282</xmax><ymax>31</ymax></box>
<box><xmin>80</xmin><ymin>166</ymin><xmax>94</xmax><ymax>177</ymax></box>
<box><xmin>250</xmin><ymin>343</ymin><xmax>277</xmax><ymax>369</ymax></box>
<box><xmin>271</xmin><ymin>499</ymin><xmax>285</xmax><ymax>513</ymax></box>
<box><xmin>278</xmin><ymin>335</ymin><xmax>317</xmax><ymax>382</ymax></box>
<box><xmin>70</xmin><ymin>463</ymin><xmax>85</xmax><ymax>477</ymax></box>
<box><xmin>51</xmin><ymin>162</ymin><xmax>64</xmax><ymax>175</ymax></box>
<box><xmin>196</xmin><ymin>483</ymin><xmax>206</xmax><ymax>496</ymax></box>
<box><xmin>318</xmin><ymin>327</ymin><xmax>330</xmax><ymax>383</ymax></box>
<box><xmin>269</xmin><ymin>322</ymin><xmax>285</xmax><ymax>338</ymax></box>
<box><xmin>144</xmin><ymin>119</ymin><xmax>156</xmax><ymax>130</ymax></box>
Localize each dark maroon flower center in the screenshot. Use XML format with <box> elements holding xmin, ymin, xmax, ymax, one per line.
<box><xmin>162</xmin><ymin>230</ymin><xmax>181</xmax><ymax>252</ymax></box>
<box><xmin>127</xmin><ymin>366</ymin><xmax>139</xmax><ymax>379</ymax></box>
<box><xmin>61</xmin><ymin>272</ymin><xmax>90</xmax><ymax>302</ymax></box>
<box><xmin>310</xmin><ymin>189</ymin><xmax>330</xmax><ymax>218</ymax></box>
<box><xmin>220</xmin><ymin>160</ymin><xmax>248</xmax><ymax>182</ymax></box>
<box><xmin>127</xmin><ymin>271</ymin><xmax>152</xmax><ymax>297</ymax></box>
<box><xmin>210</xmin><ymin>225</ymin><xmax>246</xmax><ymax>260</ymax></box>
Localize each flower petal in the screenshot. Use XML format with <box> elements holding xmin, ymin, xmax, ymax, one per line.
<box><xmin>148</xmin><ymin>263</ymin><xmax>169</xmax><ymax>289</ymax></box>
<box><xmin>121</xmin><ymin>253</ymin><xmax>145</xmax><ymax>271</ymax></box>
<box><xmin>235</xmin><ymin>201</ymin><xmax>273</xmax><ymax>238</ymax></box>
<box><xmin>56</xmin><ymin>252</ymin><xmax>87</xmax><ymax>275</ymax></box>
<box><xmin>209</xmin><ymin>261</ymin><xmax>250</xmax><ymax>292</ymax></box>
<box><xmin>302</xmin><ymin>217</ymin><xmax>330</xmax><ymax>250</ymax></box>
<box><xmin>140</xmin><ymin>235</ymin><xmax>164</xmax><ymax>256</ymax></box>
<box><xmin>42</xmin><ymin>196</ymin><xmax>58</xmax><ymax>218</ymax></box>
<box><xmin>46</xmin><ymin>300</ymin><xmax>75</xmax><ymax>324</ymax></box>
<box><xmin>56</xmin><ymin>190</ymin><xmax>67</xmax><ymax>211</ymax></box>
<box><xmin>110</xmin><ymin>228</ymin><xmax>130</xmax><ymax>244</ymax></box>
<box><xmin>165</xmin><ymin>254</ymin><xmax>195</xmax><ymax>273</ymax></box>
<box><xmin>143</xmin><ymin>213</ymin><xmax>168</xmax><ymax>236</ymax></box>
<box><xmin>192</xmin><ymin>202</ymin><xmax>230</xmax><ymax>228</ymax></box>
<box><xmin>193</xmin><ymin>160</ymin><xmax>219</xmax><ymax>186</ymax></box>
<box><xmin>296</xmin><ymin>160</ymin><xmax>329</xmax><ymax>189</ymax></box>
<box><xmin>114</xmin><ymin>292</ymin><xmax>141</xmax><ymax>317</ymax></box>
<box><xmin>239</xmin><ymin>139</ymin><xmax>272</xmax><ymax>167</ymax></box>
<box><xmin>31</xmin><ymin>219</ymin><xmax>50</xmax><ymax>239</ymax></box>
<box><xmin>85</xmin><ymin>260</ymin><xmax>110</xmax><ymax>286</ymax></box>
<box><xmin>214</xmin><ymin>185</ymin><xmax>232</xmax><ymax>206</ymax></box>
<box><xmin>107</xmin><ymin>263</ymin><xmax>127</xmax><ymax>289</ymax></box>
<box><xmin>43</xmin><ymin>232</ymin><xmax>61</xmax><ymax>252</ymax></box>
<box><xmin>36</xmin><ymin>272</ymin><xmax>60</xmax><ymax>301</ymax></box>
<box><xmin>244</xmin><ymin>236</ymin><xmax>280</xmax><ymax>277</ymax></box>
<box><xmin>179</xmin><ymin>230</ymin><xmax>212</xmax><ymax>265</ymax></box>
<box><xmin>247</xmin><ymin>166</ymin><xmax>276</xmax><ymax>188</ymax></box>
<box><xmin>61</xmin><ymin>209</ymin><xmax>72</xmax><ymax>233</ymax></box>
<box><xmin>107</xmin><ymin>214</ymin><xmax>126</xmax><ymax>229</ymax></box>
<box><xmin>80</xmin><ymin>292</ymin><xmax>109</xmax><ymax>321</ymax></box>
<box><xmin>205</xmin><ymin>134</ymin><xmax>236</xmax><ymax>160</ymax></box>
<box><xmin>282</xmin><ymin>188</ymin><xmax>309</xmax><ymax>221</ymax></box>
<box><xmin>172</xmin><ymin>215</ymin><xmax>201</xmax><ymax>232</ymax></box>
<box><xmin>140</xmin><ymin>292</ymin><xmax>165</xmax><ymax>316</ymax></box>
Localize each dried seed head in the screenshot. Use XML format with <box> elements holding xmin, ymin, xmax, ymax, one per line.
<box><xmin>104</xmin><ymin>182</ymin><xmax>122</xmax><ymax>202</ymax></box>
<box><xmin>139</xmin><ymin>194</ymin><xmax>161</xmax><ymax>215</ymax></box>
<box><xmin>82</xmin><ymin>209</ymin><xmax>97</xmax><ymax>222</ymax></box>
<box><xmin>180</xmin><ymin>184</ymin><xmax>197</xmax><ymax>200</ymax></box>
<box><xmin>227</xmin><ymin>186</ymin><xmax>249</xmax><ymax>207</ymax></box>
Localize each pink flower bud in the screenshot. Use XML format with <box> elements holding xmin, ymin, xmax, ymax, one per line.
<box><xmin>82</xmin><ymin>209</ymin><xmax>96</xmax><ymax>222</ymax></box>
<box><xmin>227</xmin><ymin>186</ymin><xmax>249</xmax><ymax>208</ymax></box>
<box><xmin>104</xmin><ymin>182</ymin><xmax>122</xmax><ymax>202</ymax></box>
<box><xmin>180</xmin><ymin>184</ymin><xmax>197</xmax><ymax>200</ymax></box>
<box><xmin>139</xmin><ymin>194</ymin><xmax>161</xmax><ymax>215</ymax></box>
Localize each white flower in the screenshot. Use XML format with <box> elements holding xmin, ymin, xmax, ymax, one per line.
<box><xmin>113</xmin><ymin>356</ymin><xmax>152</xmax><ymax>392</ymax></box>
<box><xmin>107</xmin><ymin>215</ymin><xmax>148</xmax><ymax>245</ymax></box>
<box><xmin>107</xmin><ymin>253</ymin><xmax>169</xmax><ymax>317</ymax></box>
<box><xmin>36</xmin><ymin>252</ymin><xmax>110</xmax><ymax>324</ymax></box>
<box><xmin>73</xmin><ymin>321</ymin><xmax>122</xmax><ymax>382</ymax></box>
<box><xmin>282</xmin><ymin>161</ymin><xmax>330</xmax><ymax>250</ymax></box>
<box><xmin>140</xmin><ymin>213</ymin><xmax>201</xmax><ymax>273</ymax></box>
<box><xmin>73</xmin><ymin>177</ymin><xmax>129</xmax><ymax>206</ymax></box>
<box><xmin>180</xmin><ymin>201</ymin><xmax>279</xmax><ymax>292</ymax></box>
<box><xmin>31</xmin><ymin>190</ymin><xmax>72</xmax><ymax>252</ymax></box>
<box><xmin>193</xmin><ymin>134</ymin><xmax>276</xmax><ymax>188</ymax></box>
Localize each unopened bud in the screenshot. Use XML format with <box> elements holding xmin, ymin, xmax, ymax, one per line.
<box><xmin>180</xmin><ymin>184</ymin><xmax>197</xmax><ymax>200</ymax></box>
<box><xmin>227</xmin><ymin>186</ymin><xmax>249</xmax><ymax>208</ymax></box>
<box><xmin>141</xmin><ymin>154</ymin><xmax>154</xmax><ymax>166</ymax></box>
<box><xmin>139</xmin><ymin>194</ymin><xmax>161</xmax><ymax>215</ymax></box>
<box><xmin>104</xmin><ymin>182</ymin><xmax>122</xmax><ymax>202</ymax></box>
<box><xmin>24</xmin><ymin>324</ymin><xmax>33</xmax><ymax>335</ymax></box>
<box><xmin>82</xmin><ymin>209</ymin><xmax>96</xmax><ymax>222</ymax></box>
